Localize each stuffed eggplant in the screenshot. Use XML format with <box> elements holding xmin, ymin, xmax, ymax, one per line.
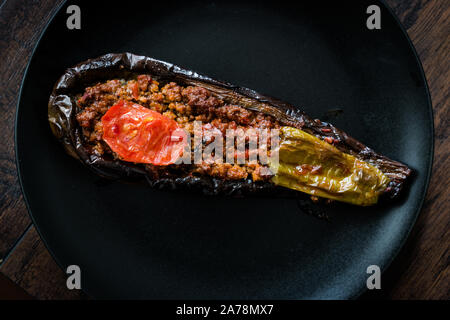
<box><xmin>48</xmin><ymin>53</ymin><xmax>412</xmax><ymax>206</ymax></box>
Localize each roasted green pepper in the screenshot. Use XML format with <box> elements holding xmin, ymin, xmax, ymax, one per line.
<box><xmin>270</xmin><ymin>127</ymin><xmax>389</xmax><ymax>206</ymax></box>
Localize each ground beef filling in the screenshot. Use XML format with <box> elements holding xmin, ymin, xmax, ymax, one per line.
<box><xmin>76</xmin><ymin>75</ymin><xmax>280</xmax><ymax>181</ymax></box>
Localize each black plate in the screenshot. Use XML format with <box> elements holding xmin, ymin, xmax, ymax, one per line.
<box><xmin>16</xmin><ymin>0</ymin><xmax>433</xmax><ymax>299</ymax></box>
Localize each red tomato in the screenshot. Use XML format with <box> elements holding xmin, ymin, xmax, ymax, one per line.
<box><xmin>101</xmin><ymin>100</ymin><xmax>187</xmax><ymax>165</ymax></box>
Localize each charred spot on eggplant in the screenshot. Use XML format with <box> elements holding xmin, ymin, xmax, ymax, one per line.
<box><xmin>48</xmin><ymin>53</ymin><xmax>412</xmax><ymax>205</ymax></box>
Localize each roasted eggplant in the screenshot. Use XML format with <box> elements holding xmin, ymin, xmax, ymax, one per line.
<box><xmin>48</xmin><ymin>53</ymin><xmax>412</xmax><ymax>205</ymax></box>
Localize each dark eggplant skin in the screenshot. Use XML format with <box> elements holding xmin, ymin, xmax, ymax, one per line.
<box><xmin>48</xmin><ymin>52</ymin><xmax>412</xmax><ymax>198</ymax></box>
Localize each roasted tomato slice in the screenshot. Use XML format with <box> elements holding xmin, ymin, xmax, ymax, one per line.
<box><xmin>101</xmin><ymin>100</ymin><xmax>187</xmax><ymax>165</ymax></box>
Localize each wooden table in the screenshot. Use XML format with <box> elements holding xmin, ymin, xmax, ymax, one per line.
<box><xmin>0</xmin><ymin>0</ymin><xmax>448</xmax><ymax>300</ymax></box>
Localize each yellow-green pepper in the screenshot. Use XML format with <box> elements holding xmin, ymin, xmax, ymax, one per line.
<box><xmin>270</xmin><ymin>127</ymin><xmax>389</xmax><ymax>206</ymax></box>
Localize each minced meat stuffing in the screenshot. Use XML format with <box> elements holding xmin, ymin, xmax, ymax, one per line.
<box><xmin>76</xmin><ymin>74</ymin><xmax>280</xmax><ymax>181</ymax></box>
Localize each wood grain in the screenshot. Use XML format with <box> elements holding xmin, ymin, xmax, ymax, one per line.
<box><xmin>364</xmin><ymin>0</ymin><xmax>450</xmax><ymax>299</ymax></box>
<box><xmin>0</xmin><ymin>0</ymin><xmax>78</xmax><ymax>299</ymax></box>
<box><xmin>0</xmin><ymin>0</ymin><xmax>448</xmax><ymax>299</ymax></box>
<box><xmin>0</xmin><ymin>226</ymin><xmax>86</xmax><ymax>299</ymax></box>
<box><xmin>0</xmin><ymin>272</ymin><xmax>33</xmax><ymax>300</ymax></box>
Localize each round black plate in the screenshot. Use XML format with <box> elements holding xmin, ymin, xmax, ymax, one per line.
<box><xmin>16</xmin><ymin>0</ymin><xmax>433</xmax><ymax>299</ymax></box>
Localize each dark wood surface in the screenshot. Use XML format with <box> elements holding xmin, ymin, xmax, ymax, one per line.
<box><xmin>0</xmin><ymin>0</ymin><xmax>448</xmax><ymax>300</ymax></box>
